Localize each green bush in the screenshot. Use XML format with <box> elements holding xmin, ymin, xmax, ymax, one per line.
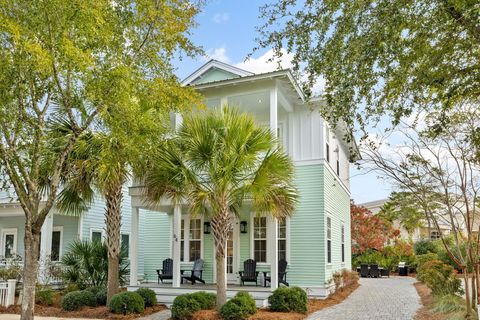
<box><xmin>432</xmin><ymin>294</ymin><xmax>465</xmax><ymax>313</ymax></box>
<box><xmin>414</xmin><ymin>239</ymin><xmax>438</xmax><ymax>255</ymax></box>
<box><xmin>171</xmin><ymin>294</ymin><xmax>201</xmax><ymax>320</ymax></box>
<box><xmin>136</xmin><ymin>288</ymin><xmax>157</xmax><ymax>307</ymax></box>
<box><xmin>95</xmin><ymin>287</ymin><xmax>107</xmax><ymax>306</ymax></box>
<box><xmin>417</xmin><ymin>260</ymin><xmax>462</xmax><ymax>296</ymax></box>
<box><xmin>415</xmin><ymin>253</ymin><xmax>438</xmax><ymax>274</ymax></box>
<box><xmin>61</xmin><ymin>290</ymin><xmax>97</xmax><ymax>311</ymax></box>
<box><xmin>268</xmin><ymin>287</ymin><xmax>307</xmax><ymax>314</ymax></box>
<box><xmin>190</xmin><ymin>291</ymin><xmax>216</xmax><ymax>310</ymax></box>
<box><xmin>36</xmin><ymin>288</ymin><xmax>54</xmax><ymax>306</ymax></box>
<box><xmin>108</xmin><ymin>291</ymin><xmax>145</xmax><ymax>314</ymax></box>
<box><xmin>220</xmin><ymin>291</ymin><xmax>256</xmax><ymax>320</ymax></box>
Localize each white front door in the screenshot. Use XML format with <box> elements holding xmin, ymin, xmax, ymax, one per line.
<box><xmin>226</xmin><ymin>225</ymin><xmax>239</xmax><ymax>284</ymax></box>
<box><xmin>1</xmin><ymin>228</ymin><xmax>17</xmax><ymax>258</ymax></box>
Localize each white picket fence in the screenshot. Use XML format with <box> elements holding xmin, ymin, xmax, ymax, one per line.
<box><xmin>0</xmin><ymin>282</ymin><xmax>8</xmax><ymax>306</ymax></box>
<box><xmin>0</xmin><ymin>280</ymin><xmax>16</xmax><ymax>307</ymax></box>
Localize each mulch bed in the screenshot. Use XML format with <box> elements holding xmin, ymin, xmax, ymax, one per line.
<box><xmin>0</xmin><ymin>303</ymin><xmax>166</xmax><ymax>319</ymax></box>
<box><xmin>191</xmin><ymin>282</ymin><xmax>360</xmax><ymax>320</ymax></box>
<box><xmin>413</xmin><ymin>282</ymin><xmax>448</xmax><ymax>320</ymax></box>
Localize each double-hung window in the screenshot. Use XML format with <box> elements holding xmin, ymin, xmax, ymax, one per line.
<box><xmin>121</xmin><ymin>233</ymin><xmax>130</xmax><ymax>258</ymax></box>
<box><xmin>278</xmin><ymin>218</ymin><xmax>287</xmax><ymax>261</ymax></box>
<box><xmin>180</xmin><ymin>219</ymin><xmax>185</xmax><ymax>262</ymax></box>
<box><xmin>189</xmin><ymin>219</ymin><xmax>201</xmax><ymax>261</ymax></box>
<box><xmin>341</xmin><ymin>224</ymin><xmax>345</xmax><ymax>263</ymax></box>
<box><xmin>253</xmin><ymin>217</ymin><xmax>267</xmax><ymax>263</ymax></box>
<box><xmin>327</xmin><ymin>217</ymin><xmax>332</xmax><ymax>264</ymax></box>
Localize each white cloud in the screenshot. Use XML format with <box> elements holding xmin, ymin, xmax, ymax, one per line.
<box><xmin>203</xmin><ymin>47</ymin><xmax>231</xmax><ymax>63</ymax></box>
<box><xmin>212</xmin><ymin>12</ymin><xmax>229</xmax><ymax>24</ymax></box>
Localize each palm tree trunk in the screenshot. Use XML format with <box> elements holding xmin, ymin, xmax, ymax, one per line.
<box><xmin>21</xmin><ymin>228</ymin><xmax>41</xmax><ymax>320</ymax></box>
<box><xmin>211</xmin><ymin>207</ymin><xmax>231</xmax><ymax>309</ymax></box>
<box><xmin>105</xmin><ymin>183</ymin><xmax>123</xmax><ymax>303</ymax></box>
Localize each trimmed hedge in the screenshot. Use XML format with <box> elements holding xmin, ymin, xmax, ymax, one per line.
<box><xmin>108</xmin><ymin>291</ymin><xmax>145</xmax><ymax>314</ymax></box>
<box><xmin>220</xmin><ymin>291</ymin><xmax>256</xmax><ymax>320</ymax></box>
<box><xmin>61</xmin><ymin>290</ymin><xmax>97</xmax><ymax>311</ymax></box>
<box><xmin>136</xmin><ymin>288</ymin><xmax>157</xmax><ymax>307</ymax></box>
<box><xmin>171</xmin><ymin>294</ymin><xmax>201</xmax><ymax>320</ymax></box>
<box><xmin>268</xmin><ymin>286</ymin><xmax>308</xmax><ymax>314</ymax></box>
<box><xmin>190</xmin><ymin>291</ymin><xmax>216</xmax><ymax>310</ymax></box>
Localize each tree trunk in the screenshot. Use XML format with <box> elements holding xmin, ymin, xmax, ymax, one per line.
<box><xmin>211</xmin><ymin>206</ymin><xmax>231</xmax><ymax>309</ymax></box>
<box><xmin>21</xmin><ymin>228</ymin><xmax>41</xmax><ymax>320</ymax></box>
<box><xmin>463</xmin><ymin>269</ymin><xmax>472</xmax><ymax>316</ymax></box>
<box><xmin>105</xmin><ymin>183</ymin><xmax>123</xmax><ymax>303</ymax></box>
<box><xmin>215</xmin><ymin>253</ymin><xmax>227</xmax><ymax>309</ymax></box>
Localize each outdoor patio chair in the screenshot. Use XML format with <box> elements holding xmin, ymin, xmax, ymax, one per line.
<box><xmin>360</xmin><ymin>264</ymin><xmax>369</xmax><ymax>278</ymax></box>
<box><xmin>369</xmin><ymin>264</ymin><xmax>380</xmax><ymax>278</ymax></box>
<box><xmin>156</xmin><ymin>258</ymin><xmax>173</xmax><ymax>284</ymax></box>
<box><xmin>239</xmin><ymin>259</ymin><xmax>259</xmax><ymax>286</ymax></box>
<box><xmin>380</xmin><ymin>267</ymin><xmax>390</xmax><ymax>278</ymax></box>
<box><xmin>181</xmin><ymin>258</ymin><xmax>205</xmax><ymax>285</ymax></box>
<box><xmin>264</xmin><ymin>259</ymin><xmax>289</xmax><ymax>287</ymax></box>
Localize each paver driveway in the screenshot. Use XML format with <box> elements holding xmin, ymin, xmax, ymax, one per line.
<box><xmin>307</xmin><ymin>277</ymin><xmax>421</xmax><ymax>320</ymax></box>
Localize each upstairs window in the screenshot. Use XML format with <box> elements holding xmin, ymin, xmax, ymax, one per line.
<box><xmin>336</xmin><ymin>159</ymin><xmax>340</xmax><ymax>176</ymax></box>
<box><xmin>326</xmin><ymin>143</ymin><xmax>330</xmax><ymax>163</ymax></box>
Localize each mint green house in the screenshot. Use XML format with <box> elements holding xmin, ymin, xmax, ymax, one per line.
<box><xmin>128</xmin><ymin>60</ymin><xmax>358</xmax><ymax>303</ymax></box>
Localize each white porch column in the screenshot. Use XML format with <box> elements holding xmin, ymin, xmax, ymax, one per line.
<box><xmin>172</xmin><ymin>204</ymin><xmax>182</xmax><ymax>287</ymax></box>
<box><xmin>39</xmin><ymin>213</ymin><xmax>53</xmax><ymax>282</ymax></box>
<box><xmin>270</xmin><ymin>86</ymin><xmax>278</xmax><ymax>135</ymax></box>
<box><xmin>268</xmin><ymin>216</ymin><xmax>278</xmax><ymax>290</ymax></box>
<box><xmin>130</xmin><ymin>207</ymin><xmax>139</xmax><ymax>286</ymax></box>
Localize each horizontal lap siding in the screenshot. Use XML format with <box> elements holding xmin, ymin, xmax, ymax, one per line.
<box><xmin>0</xmin><ymin>216</ymin><xmax>26</xmax><ymax>257</ymax></box>
<box><xmin>289</xmin><ymin>164</ymin><xmax>325</xmax><ymax>287</ymax></box>
<box><xmin>142</xmin><ymin>211</ymin><xmax>170</xmax><ymax>281</ymax></box>
<box><xmin>53</xmin><ymin>214</ymin><xmax>79</xmax><ymax>256</ymax></box>
<box><xmin>323</xmin><ymin>165</ymin><xmax>351</xmax><ymax>282</ymax></box>
<box><xmin>203</xmin><ymin>231</ymin><xmax>214</xmax><ymax>283</ymax></box>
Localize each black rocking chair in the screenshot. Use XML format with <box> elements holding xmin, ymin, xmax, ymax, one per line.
<box><xmin>181</xmin><ymin>259</ymin><xmax>205</xmax><ymax>285</ymax></box>
<box><xmin>239</xmin><ymin>259</ymin><xmax>259</xmax><ymax>286</ymax></box>
<box><xmin>264</xmin><ymin>259</ymin><xmax>289</xmax><ymax>287</ymax></box>
<box><xmin>156</xmin><ymin>258</ymin><xmax>173</xmax><ymax>284</ymax></box>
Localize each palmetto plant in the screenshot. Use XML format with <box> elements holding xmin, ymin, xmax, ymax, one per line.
<box><xmin>141</xmin><ymin>106</ymin><xmax>298</xmax><ymax>308</ymax></box>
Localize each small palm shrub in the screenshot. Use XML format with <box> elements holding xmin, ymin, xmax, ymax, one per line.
<box><xmin>108</xmin><ymin>291</ymin><xmax>145</xmax><ymax>314</ymax></box>
<box><xmin>268</xmin><ymin>287</ymin><xmax>307</xmax><ymax>314</ymax></box>
<box><xmin>220</xmin><ymin>291</ymin><xmax>256</xmax><ymax>320</ymax></box>
<box><xmin>61</xmin><ymin>290</ymin><xmax>97</xmax><ymax>311</ymax></box>
<box><xmin>136</xmin><ymin>288</ymin><xmax>157</xmax><ymax>307</ymax></box>
<box><xmin>35</xmin><ymin>288</ymin><xmax>54</xmax><ymax>306</ymax></box>
<box><xmin>417</xmin><ymin>260</ymin><xmax>462</xmax><ymax>296</ymax></box>
<box><xmin>171</xmin><ymin>294</ymin><xmax>201</xmax><ymax>320</ymax></box>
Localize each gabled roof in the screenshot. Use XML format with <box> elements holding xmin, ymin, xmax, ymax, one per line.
<box><xmin>182</xmin><ymin>59</ymin><xmax>254</xmax><ymax>86</ymax></box>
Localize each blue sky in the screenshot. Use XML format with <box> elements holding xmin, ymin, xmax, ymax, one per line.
<box><xmin>173</xmin><ymin>0</ymin><xmax>392</xmax><ymax>204</ymax></box>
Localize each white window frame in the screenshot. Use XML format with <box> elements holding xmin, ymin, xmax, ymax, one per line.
<box><xmin>121</xmin><ymin>233</ymin><xmax>130</xmax><ymax>258</ymax></box>
<box><xmin>341</xmin><ymin>223</ymin><xmax>345</xmax><ymax>264</ymax></box>
<box><xmin>278</xmin><ymin>217</ymin><xmax>289</xmax><ymax>262</ymax></box>
<box><xmin>51</xmin><ymin>226</ymin><xmax>63</xmax><ymax>261</ymax></box>
<box><xmin>325</xmin><ymin>125</ymin><xmax>330</xmax><ymax>163</ymax></box>
<box><xmin>250</xmin><ymin>215</ymin><xmax>268</xmax><ymax>264</ymax></box>
<box><xmin>90</xmin><ymin>228</ymin><xmax>104</xmax><ymax>242</ymax></box>
<box><xmin>1</xmin><ymin>228</ymin><xmax>18</xmax><ymax>257</ymax></box>
<box><xmin>326</xmin><ymin>215</ymin><xmax>332</xmax><ymax>265</ymax></box>
<box><xmin>178</xmin><ymin>215</ymin><xmax>204</xmax><ymax>262</ymax></box>
<box><xmin>188</xmin><ymin>218</ymin><xmax>203</xmax><ymax>262</ymax></box>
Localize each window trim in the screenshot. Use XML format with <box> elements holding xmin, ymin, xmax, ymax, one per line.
<box><xmin>341</xmin><ymin>223</ymin><xmax>345</xmax><ymax>263</ymax></box>
<box><xmin>326</xmin><ymin>215</ymin><xmax>332</xmax><ymax>265</ymax></box>
<box><xmin>188</xmin><ymin>218</ymin><xmax>203</xmax><ymax>262</ymax></box>
<box><xmin>250</xmin><ymin>215</ymin><xmax>268</xmax><ymax>264</ymax></box>
<box><xmin>1</xmin><ymin>228</ymin><xmax>18</xmax><ymax>257</ymax></box>
<box><xmin>178</xmin><ymin>215</ymin><xmax>204</xmax><ymax>262</ymax></box>
<box><xmin>51</xmin><ymin>226</ymin><xmax>63</xmax><ymax>261</ymax></box>
<box><xmin>277</xmin><ymin>217</ymin><xmax>289</xmax><ymax>262</ymax></box>
<box><xmin>121</xmin><ymin>232</ymin><xmax>130</xmax><ymax>258</ymax></box>
<box><xmin>90</xmin><ymin>228</ymin><xmax>104</xmax><ymax>243</ymax></box>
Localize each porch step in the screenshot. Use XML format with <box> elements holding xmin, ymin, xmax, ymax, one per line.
<box><xmin>128</xmin><ymin>285</ymin><xmax>271</xmax><ymax>308</ymax></box>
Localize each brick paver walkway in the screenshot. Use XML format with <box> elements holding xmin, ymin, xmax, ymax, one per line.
<box><xmin>307</xmin><ymin>277</ymin><xmax>421</xmax><ymax>320</ymax></box>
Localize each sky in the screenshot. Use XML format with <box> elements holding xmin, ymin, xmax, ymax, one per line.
<box><xmin>172</xmin><ymin>0</ymin><xmax>393</xmax><ymax>204</ymax></box>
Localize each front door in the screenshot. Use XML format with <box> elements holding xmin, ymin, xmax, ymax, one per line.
<box><xmin>226</xmin><ymin>225</ymin><xmax>238</xmax><ymax>284</ymax></box>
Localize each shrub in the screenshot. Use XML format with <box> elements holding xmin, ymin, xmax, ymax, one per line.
<box><xmin>414</xmin><ymin>239</ymin><xmax>438</xmax><ymax>255</ymax></box>
<box><xmin>268</xmin><ymin>287</ymin><xmax>307</xmax><ymax>314</ymax></box>
<box><xmin>61</xmin><ymin>290</ymin><xmax>97</xmax><ymax>311</ymax></box>
<box><xmin>136</xmin><ymin>288</ymin><xmax>157</xmax><ymax>307</ymax></box>
<box><xmin>220</xmin><ymin>291</ymin><xmax>256</xmax><ymax>320</ymax></box>
<box><xmin>36</xmin><ymin>288</ymin><xmax>54</xmax><ymax>306</ymax></box>
<box><xmin>190</xmin><ymin>291</ymin><xmax>216</xmax><ymax>310</ymax></box>
<box><xmin>108</xmin><ymin>291</ymin><xmax>145</xmax><ymax>314</ymax></box>
<box><xmin>432</xmin><ymin>294</ymin><xmax>465</xmax><ymax>313</ymax></box>
<box><xmin>415</xmin><ymin>253</ymin><xmax>438</xmax><ymax>275</ymax></box>
<box><xmin>171</xmin><ymin>294</ymin><xmax>201</xmax><ymax>320</ymax></box>
<box><xmin>64</xmin><ymin>283</ymin><xmax>80</xmax><ymax>293</ymax></box>
<box><xmin>95</xmin><ymin>287</ymin><xmax>107</xmax><ymax>306</ymax></box>
<box><xmin>341</xmin><ymin>269</ymin><xmax>359</xmax><ymax>288</ymax></box>
<box><xmin>332</xmin><ymin>272</ymin><xmax>342</xmax><ymax>291</ymax></box>
<box><xmin>417</xmin><ymin>260</ymin><xmax>462</xmax><ymax>296</ymax></box>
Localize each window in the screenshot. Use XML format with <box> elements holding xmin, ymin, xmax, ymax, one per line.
<box><xmin>253</xmin><ymin>217</ymin><xmax>267</xmax><ymax>263</ymax></box>
<box><xmin>341</xmin><ymin>224</ymin><xmax>345</xmax><ymax>263</ymax></box>
<box><xmin>278</xmin><ymin>218</ymin><xmax>287</xmax><ymax>261</ymax></box>
<box><xmin>180</xmin><ymin>219</ymin><xmax>185</xmax><ymax>262</ymax></box>
<box><xmin>1</xmin><ymin>229</ymin><xmax>17</xmax><ymax>258</ymax></box>
<box><xmin>91</xmin><ymin>230</ymin><xmax>103</xmax><ymax>243</ymax></box>
<box><xmin>121</xmin><ymin>234</ymin><xmax>130</xmax><ymax>257</ymax></box>
<box><xmin>189</xmin><ymin>219</ymin><xmax>201</xmax><ymax>261</ymax></box>
<box><xmin>326</xmin><ymin>143</ymin><xmax>330</xmax><ymax>163</ymax></box>
<box><xmin>325</xmin><ymin>126</ymin><xmax>330</xmax><ymax>163</ymax></box>
<box><xmin>327</xmin><ymin>217</ymin><xmax>332</xmax><ymax>264</ymax></box>
<box><xmin>51</xmin><ymin>227</ymin><xmax>63</xmax><ymax>261</ymax></box>
<box><xmin>430</xmin><ymin>231</ymin><xmax>441</xmax><ymax>240</ymax></box>
<box><xmin>336</xmin><ymin>159</ymin><xmax>340</xmax><ymax>176</ymax></box>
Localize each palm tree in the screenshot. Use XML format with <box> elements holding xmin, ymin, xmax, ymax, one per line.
<box><xmin>57</xmin><ymin>131</ymin><xmax>129</xmax><ymax>302</ymax></box>
<box><xmin>141</xmin><ymin>106</ymin><xmax>298</xmax><ymax>308</ymax></box>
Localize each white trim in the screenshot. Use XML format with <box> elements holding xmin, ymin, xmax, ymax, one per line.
<box><xmin>0</xmin><ymin>228</ymin><xmax>17</xmax><ymax>257</ymax></box>
<box><xmin>51</xmin><ymin>226</ymin><xmax>63</xmax><ymax>261</ymax></box>
<box><xmin>250</xmin><ymin>214</ymin><xmax>268</xmax><ymax>264</ymax></box>
<box><xmin>179</xmin><ymin>214</ymin><xmax>204</xmax><ymax>262</ymax></box>
<box><xmin>326</xmin><ymin>214</ymin><xmax>332</xmax><ymax>266</ymax></box>
<box><xmin>182</xmin><ymin>60</ymin><xmax>253</xmax><ymax>85</ymax></box>
<box><xmin>121</xmin><ymin>232</ymin><xmax>131</xmax><ymax>258</ymax></box>
<box><xmin>89</xmin><ymin>228</ymin><xmax>104</xmax><ymax>242</ymax></box>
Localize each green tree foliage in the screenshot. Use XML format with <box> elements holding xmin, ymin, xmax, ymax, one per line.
<box><xmin>256</xmin><ymin>0</ymin><xmax>479</xmax><ymax>137</ymax></box>
<box><xmin>0</xmin><ymin>1</ymin><xmax>202</xmax><ymax>318</ymax></box>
